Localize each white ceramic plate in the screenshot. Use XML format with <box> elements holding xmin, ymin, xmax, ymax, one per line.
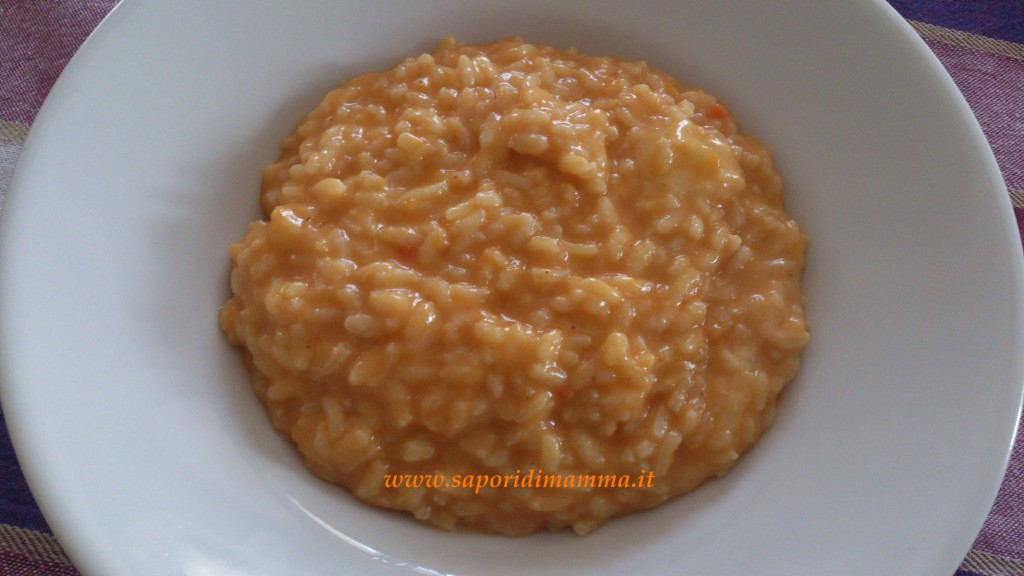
<box><xmin>2</xmin><ymin>1</ymin><xmax>1021</xmax><ymax>575</ymax></box>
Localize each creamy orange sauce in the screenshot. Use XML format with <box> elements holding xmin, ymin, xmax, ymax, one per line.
<box><xmin>220</xmin><ymin>37</ymin><xmax>808</xmax><ymax>535</ymax></box>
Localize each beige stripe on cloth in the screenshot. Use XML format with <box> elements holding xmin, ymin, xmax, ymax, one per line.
<box><xmin>0</xmin><ymin>120</ymin><xmax>29</xmax><ymax>144</ymax></box>
<box><xmin>909</xmin><ymin>19</ymin><xmax>1024</xmax><ymax>62</ymax></box>
<box><xmin>0</xmin><ymin>524</ymin><xmax>73</xmax><ymax>566</ymax></box>
<box><xmin>1009</xmin><ymin>188</ymin><xmax>1024</xmax><ymax>210</ymax></box>
<box><xmin>960</xmin><ymin>548</ymin><xmax>1024</xmax><ymax>575</ymax></box>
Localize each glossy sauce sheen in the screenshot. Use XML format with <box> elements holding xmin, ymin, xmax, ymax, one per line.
<box><xmin>219</xmin><ymin>38</ymin><xmax>809</xmax><ymax>535</ymax></box>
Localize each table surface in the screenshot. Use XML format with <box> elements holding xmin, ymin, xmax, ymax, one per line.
<box><xmin>1</xmin><ymin>1</ymin><xmax>1022</xmax><ymax>575</ymax></box>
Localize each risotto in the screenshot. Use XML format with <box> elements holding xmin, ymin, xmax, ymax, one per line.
<box><xmin>219</xmin><ymin>37</ymin><xmax>808</xmax><ymax>535</ymax></box>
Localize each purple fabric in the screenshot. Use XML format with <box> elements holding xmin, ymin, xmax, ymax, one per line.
<box><xmin>0</xmin><ymin>549</ymin><xmax>77</xmax><ymax>576</ymax></box>
<box><xmin>0</xmin><ymin>1</ymin><xmax>115</xmax><ymax>124</ymax></box>
<box><xmin>888</xmin><ymin>0</ymin><xmax>1024</xmax><ymax>44</ymax></box>
<box><xmin>0</xmin><ymin>2</ymin><xmax>1022</xmax><ymax>575</ymax></box>
<box><xmin>1017</xmin><ymin>207</ymin><xmax>1024</xmax><ymax>246</ymax></box>
<box><xmin>0</xmin><ymin>409</ymin><xmax>49</xmax><ymax>533</ymax></box>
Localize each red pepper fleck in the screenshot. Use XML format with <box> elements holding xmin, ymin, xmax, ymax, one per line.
<box><xmin>398</xmin><ymin>245</ymin><xmax>417</xmax><ymax>258</ymax></box>
<box><xmin>707</xmin><ymin>103</ymin><xmax>727</xmax><ymax>120</ymax></box>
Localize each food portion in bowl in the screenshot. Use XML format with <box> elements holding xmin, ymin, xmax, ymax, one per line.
<box><xmin>219</xmin><ymin>37</ymin><xmax>808</xmax><ymax>535</ymax></box>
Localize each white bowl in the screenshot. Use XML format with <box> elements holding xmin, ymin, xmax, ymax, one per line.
<box><xmin>2</xmin><ymin>1</ymin><xmax>1021</xmax><ymax>575</ymax></box>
